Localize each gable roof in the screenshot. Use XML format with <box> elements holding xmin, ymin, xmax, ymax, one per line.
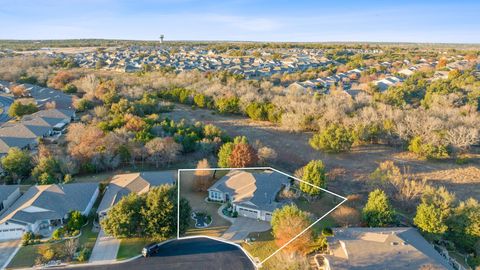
<box><xmin>209</xmin><ymin>170</ymin><xmax>289</xmax><ymax>212</ymax></box>
<box><xmin>0</xmin><ymin>137</ymin><xmax>36</xmax><ymax>155</ymax></box>
<box><xmin>0</xmin><ymin>185</ymin><xmax>19</xmax><ymax>202</ymax></box>
<box><xmin>325</xmin><ymin>227</ymin><xmax>453</xmax><ymax>270</ymax></box>
<box><xmin>97</xmin><ymin>171</ymin><xmax>175</xmax><ymax>214</ymax></box>
<box><xmin>0</xmin><ymin>183</ymin><xmax>98</xmax><ymax>225</ymax></box>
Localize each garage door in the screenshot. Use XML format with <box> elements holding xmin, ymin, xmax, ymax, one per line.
<box><xmin>238</xmin><ymin>207</ymin><xmax>258</xmax><ymax>219</ymax></box>
<box><xmin>0</xmin><ymin>228</ymin><xmax>24</xmax><ymax>240</ymax></box>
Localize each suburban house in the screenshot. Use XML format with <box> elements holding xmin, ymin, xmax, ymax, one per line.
<box><xmin>0</xmin><ymin>185</ymin><xmax>20</xmax><ymax>215</ymax></box>
<box><xmin>0</xmin><ymin>108</ymin><xmax>75</xmax><ymax>156</ymax></box>
<box><xmin>207</xmin><ymin>170</ymin><xmax>290</xmax><ymax>221</ymax></box>
<box><xmin>0</xmin><ymin>183</ymin><xmax>99</xmax><ymax>240</ymax></box>
<box><xmin>24</xmin><ymin>84</ymin><xmax>74</xmax><ymax>110</ymax></box>
<box><xmin>374</xmin><ymin>76</ymin><xmax>402</xmax><ymax>91</ymax></box>
<box><xmin>97</xmin><ymin>171</ymin><xmax>176</xmax><ymax>218</ymax></box>
<box><xmin>319</xmin><ymin>227</ymin><xmax>454</xmax><ymax>270</ymax></box>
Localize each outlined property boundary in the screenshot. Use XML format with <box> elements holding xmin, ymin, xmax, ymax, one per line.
<box><xmin>176</xmin><ymin>166</ymin><xmax>348</xmax><ymax>268</ymax></box>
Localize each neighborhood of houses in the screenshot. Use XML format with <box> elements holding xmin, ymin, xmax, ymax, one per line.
<box><xmin>5</xmin><ymin>46</ymin><xmax>476</xmax><ymax>98</ymax></box>
<box><xmin>0</xmin><ymin>46</ymin><xmax>476</xmax><ymax>269</ymax></box>
<box><xmin>0</xmin><ymin>168</ymin><xmax>458</xmax><ymax>269</ymax></box>
<box><xmin>0</xmin><ymin>109</ymin><xmax>75</xmax><ymax>158</ymax></box>
<box><xmin>31</xmin><ymin>46</ymin><xmax>340</xmax><ymax>78</ymax></box>
<box><xmin>289</xmin><ymin>58</ymin><xmax>470</xmax><ymax>95</ymax></box>
<box><xmin>0</xmin><ymin>80</ymin><xmax>75</xmax><ymax>175</ymax></box>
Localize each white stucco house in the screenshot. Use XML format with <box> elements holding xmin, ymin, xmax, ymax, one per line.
<box><xmin>0</xmin><ymin>183</ymin><xmax>99</xmax><ymax>240</ymax></box>
<box><xmin>208</xmin><ymin>170</ymin><xmax>290</xmax><ymax>222</ymax></box>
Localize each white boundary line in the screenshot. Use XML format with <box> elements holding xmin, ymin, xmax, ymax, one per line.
<box><xmin>176</xmin><ymin>166</ymin><xmax>347</xmax><ymax>268</ymax></box>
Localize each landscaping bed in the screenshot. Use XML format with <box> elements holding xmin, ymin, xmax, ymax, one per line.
<box><xmin>192</xmin><ymin>212</ymin><xmax>213</xmax><ymax>228</ymax></box>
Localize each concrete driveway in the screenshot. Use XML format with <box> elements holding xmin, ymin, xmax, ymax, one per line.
<box><xmin>89</xmin><ymin>230</ymin><xmax>120</xmax><ymax>264</ymax></box>
<box><xmin>222</xmin><ymin>217</ymin><xmax>271</xmax><ymax>242</ymax></box>
<box><xmin>0</xmin><ymin>240</ymin><xmax>21</xmax><ymax>269</ymax></box>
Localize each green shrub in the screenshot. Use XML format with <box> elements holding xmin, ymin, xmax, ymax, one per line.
<box><xmin>51</xmin><ymin>227</ymin><xmax>65</xmax><ymax>240</ymax></box>
<box><xmin>22</xmin><ymin>232</ymin><xmax>34</xmax><ymax>246</ymax></box>
<box><xmin>77</xmin><ymin>248</ymin><xmax>91</xmax><ymax>262</ymax></box>
<box><xmin>310</xmin><ymin>124</ymin><xmax>354</xmax><ymax>153</ymax></box>
<box><xmin>63</xmin><ymin>83</ymin><xmax>77</xmax><ymax>93</ymax></box>
<box><xmin>8</xmin><ymin>101</ymin><xmax>39</xmax><ymax>118</ymax></box>
<box><xmin>215</xmin><ymin>96</ymin><xmax>240</xmax><ymax>114</ymax></box>
<box><xmin>321</xmin><ymin>227</ymin><xmax>333</xmax><ymax>236</ymax></box>
<box><xmin>408</xmin><ymin>136</ymin><xmax>450</xmax><ymax>159</ymax></box>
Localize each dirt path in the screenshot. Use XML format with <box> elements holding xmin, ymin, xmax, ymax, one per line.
<box><xmin>165</xmin><ymin>105</ymin><xmax>480</xmax><ymax>201</ymax></box>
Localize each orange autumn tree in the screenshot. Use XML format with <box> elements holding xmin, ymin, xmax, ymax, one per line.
<box><xmin>228</xmin><ymin>143</ymin><xmax>258</xmax><ymax>168</ymax></box>
<box><xmin>271</xmin><ymin>204</ymin><xmax>313</xmax><ymax>254</ymax></box>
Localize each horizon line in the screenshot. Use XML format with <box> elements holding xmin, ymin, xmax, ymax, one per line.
<box><xmin>1</xmin><ymin>38</ymin><xmax>480</xmax><ymax>46</ymax></box>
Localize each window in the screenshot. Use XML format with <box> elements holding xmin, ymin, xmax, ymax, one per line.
<box><xmin>210</xmin><ymin>191</ymin><xmax>222</xmax><ymax>200</ymax></box>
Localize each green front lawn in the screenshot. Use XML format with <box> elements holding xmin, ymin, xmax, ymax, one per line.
<box><xmin>7</xmin><ymin>244</ymin><xmax>41</xmax><ymax>269</ymax></box>
<box><xmin>75</xmin><ymin>222</ymin><xmax>99</xmax><ymax>262</ymax></box>
<box><xmin>7</xmin><ymin>241</ymin><xmax>65</xmax><ymax>269</ymax></box>
<box><xmin>242</xmin><ymin>230</ymin><xmax>276</xmax><ymax>262</ymax></box>
<box><xmin>116</xmin><ymin>238</ymin><xmax>150</xmax><ymax>260</ymax></box>
<box><xmin>7</xmin><ymin>222</ymin><xmax>98</xmax><ymax>269</ymax></box>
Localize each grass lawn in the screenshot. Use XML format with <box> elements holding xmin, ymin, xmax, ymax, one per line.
<box><xmin>7</xmin><ymin>242</ymin><xmax>64</xmax><ymax>269</ymax></box>
<box><xmin>7</xmin><ymin>221</ymin><xmax>98</xmax><ymax>269</ymax></box>
<box><xmin>116</xmin><ymin>238</ymin><xmax>150</xmax><ymax>260</ymax></box>
<box><xmin>76</xmin><ymin>222</ymin><xmax>99</xmax><ymax>262</ymax></box>
<box><xmin>179</xmin><ymin>170</ymin><xmax>232</xmax><ymax>238</ymax></box>
<box><xmin>294</xmin><ymin>194</ymin><xmax>342</xmax><ymax>218</ymax></box>
<box><xmin>7</xmin><ymin>244</ymin><xmax>41</xmax><ymax>269</ymax></box>
<box><xmin>74</xmin><ymin>171</ymin><xmax>114</xmax><ymax>184</ymax></box>
<box><xmin>242</xmin><ymin>230</ymin><xmax>276</xmax><ymax>262</ymax></box>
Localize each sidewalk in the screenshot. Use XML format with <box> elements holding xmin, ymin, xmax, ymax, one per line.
<box><xmin>0</xmin><ymin>240</ymin><xmax>21</xmax><ymax>270</ymax></box>
<box><xmin>88</xmin><ymin>230</ymin><xmax>120</xmax><ymax>264</ymax></box>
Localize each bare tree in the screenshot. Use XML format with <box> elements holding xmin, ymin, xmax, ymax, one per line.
<box><xmin>145</xmin><ymin>137</ymin><xmax>182</xmax><ymax>168</ymax></box>
<box><xmin>445</xmin><ymin>126</ymin><xmax>479</xmax><ymax>155</ymax></box>
<box><xmin>62</xmin><ymin>238</ymin><xmax>79</xmax><ymax>261</ymax></box>
<box><xmin>194</xmin><ymin>159</ymin><xmax>212</xmax><ymax>192</ymax></box>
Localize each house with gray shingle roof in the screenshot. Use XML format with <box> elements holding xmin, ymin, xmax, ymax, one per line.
<box><xmin>321</xmin><ymin>227</ymin><xmax>454</xmax><ymax>270</ymax></box>
<box><xmin>97</xmin><ymin>171</ymin><xmax>175</xmax><ymax>218</ymax></box>
<box><xmin>208</xmin><ymin>170</ymin><xmax>290</xmax><ymax>221</ymax></box>
<box><xmin>0</xmin><ymin>108</ymin><xmax>75</xmax><ymax>156</ymax></box>
<box><xmin>0</xmin><ymin>183</ymin><xmax>99</xmax><ymax>240</ymax></box>
<box><xmin>0</xmin><ymin>185</ymin><xmax>20</xmax><ymax>215</ymax></box>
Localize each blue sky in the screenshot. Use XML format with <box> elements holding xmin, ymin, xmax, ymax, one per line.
<box><xmin>0</xmin><ymin>0</ymin><xmax>479</xmax><ymax>43</ymax></box>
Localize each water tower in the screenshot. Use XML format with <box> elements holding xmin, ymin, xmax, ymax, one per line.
<box><xmin>160</xmin><ymin>35</ymin><xmax>164</xmax><ymax>43</ymax></box>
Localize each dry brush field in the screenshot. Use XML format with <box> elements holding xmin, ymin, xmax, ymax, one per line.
<box><xmin>165</xmin><ymin>104</ymin><xmax>480</xmax><ymax>201</ymax></box>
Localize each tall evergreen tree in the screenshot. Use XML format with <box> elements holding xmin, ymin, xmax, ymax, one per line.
<box><xmin>362</xmin><ymin>189</ymin><xmax>395</xmax><ymax>227</ymax></box>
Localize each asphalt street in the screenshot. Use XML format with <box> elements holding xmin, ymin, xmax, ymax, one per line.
<box><xmin>65</xmin><ymin>237</ymin><xmax>255</xmax><ymax>270</ymax></box>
